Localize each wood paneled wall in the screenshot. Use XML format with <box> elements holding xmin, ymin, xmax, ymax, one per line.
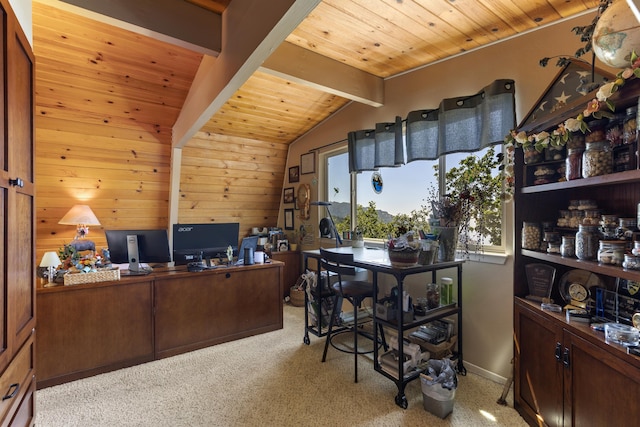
<box><xmin>33</xmin><ymin>3</ymin><xmax>201</xmax><ymax>260</ymax></box>
<box><xmin>179</xmin><ymin>132</ymin><xmax>286</xmax><ymax>236</ymax></box>
<box><xmin>32</xmin><ymin>2</ymin><xmax>290</xmax><ymax>262</ymax></box>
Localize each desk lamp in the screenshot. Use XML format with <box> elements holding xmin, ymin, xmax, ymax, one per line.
<box><xmin>310</xmin><ymin>201</ymin><xmax>342</xmax><ymax>248</ymax></box>
<box><xmin>40</xmin><ymin>251</ymin><xmax>61</xmax><ymax>287</ymax></box>
<box><xmin>58</xmin><ymin>204</ymin><xmax>101</xmax><ymax>251</ymax></box>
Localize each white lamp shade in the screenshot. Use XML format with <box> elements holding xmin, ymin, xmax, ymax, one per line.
<box><xmin>40</xmin><ymin>251</ymin><xmax>62</xmax><ymax>268</ymax></box>
<box><xmin>58</xmin><ymin>205</ymin><xmax>100</xmax><ymax>226</ymax></box>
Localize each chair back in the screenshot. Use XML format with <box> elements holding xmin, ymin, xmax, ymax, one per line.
<box><xmin>319</xmin><ymin>248</ymin><xmax>357</xmax><ymax>288</ymax></box>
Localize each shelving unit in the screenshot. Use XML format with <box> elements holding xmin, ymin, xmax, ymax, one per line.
<box><xmin>303</xmin><ymin>248</ymin><xmax>463</xmax><ymax>409</ymax></box>
<box><xmin>513</xmin><ymin>79</ymin><xmax>640</xmax><ymax>426</ymax></box>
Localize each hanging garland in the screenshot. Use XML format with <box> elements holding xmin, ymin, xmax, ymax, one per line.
<box><xmin>501</xmin><ymin>51</ymin><xmax>640</xmax><ymax>201</ymax></box>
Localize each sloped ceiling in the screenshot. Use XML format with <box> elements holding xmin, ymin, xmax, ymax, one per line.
<box><xmin>36</xmin><ymin>0</ymin><xmax>601</xmax><ymax>147</ymax></box>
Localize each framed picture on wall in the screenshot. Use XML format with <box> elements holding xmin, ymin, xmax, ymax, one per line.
<box><xmin>284</xmin><ymin>209</ymin><xmax>294</xmax><ymax>230</ymax></box>
<box><xmin>283</xmin><ymin>187</ymin><xmax>294</xmax><ymax>204</ymax></box>
<box><xmin>289</xmin><ymin>166</ymin><xmax>300</xmax><ymax>183</ymax></box>
<box><xmin>300</xmin><ymin>152</ymin><xmax>315</xmax><ymax>174</ymax></box>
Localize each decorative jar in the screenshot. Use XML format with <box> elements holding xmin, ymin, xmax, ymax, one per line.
<box><xmin>561</xmin><ymin>236</ymin><xmax>575</xmax><ymax>258</ymax></box>
<box><xmin>582</xmin><ymin>140</ymin><xmax>612</xmax><ymax>178</ymax></box>
<box><xmin>576</xmin><ymin>224</ymin><xmax>598</xmax><ymax>260</ymax></box>
<box><xmin>597</xmin><ymin>240</ymin><xmax>625</xmax><ymax>265</ymax></box>
<box><xmin>623</xmin><ymin>254</ymin><xmax>640</xmax><ymax>270</ymax></box>
<box><xmin>565</xmin><ymin>148</ymin><xmax>583</xmax><ymax>180</ymax></box>
<box><xmin>522</xmin><ymin>222</ymin><xmax>541</xmax><ymax>250</ymax></box>
<box><xmin>523</xmin><ymin>145</ymin><xmax>543</xmax><ymax>164</ymax></box>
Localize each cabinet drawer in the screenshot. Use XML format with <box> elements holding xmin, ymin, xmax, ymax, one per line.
<box><xmin>0</xmin><ymin>335</ymin><xmax>34</xmax><ymax>424</ymax></box>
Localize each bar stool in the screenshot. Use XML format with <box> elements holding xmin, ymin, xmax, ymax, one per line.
<box><xmin>319</xmin><ymin>247</ymin><xmax>386</xmax><ymax>383</ymax></box>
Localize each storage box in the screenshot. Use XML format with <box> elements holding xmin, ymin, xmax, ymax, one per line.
<box><xmin>376</xmin><ymin>304</ymin><xmax>413</xmax><ymax>323</ymax></box>
<box><xmin>408</xmin><ymin>335</ymin><xmax>457</xmax><ymax>359</ymax></box>
<box><xmin>63</xmin><ymin>268</ymin><xmax>120</xmax><ymax>286</ymax></box>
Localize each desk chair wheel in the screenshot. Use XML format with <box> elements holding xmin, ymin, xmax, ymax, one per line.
<box><xmin>303</xmin><ymin>336</ymin><xmax>310</xmax><ymax>345</ymax></box>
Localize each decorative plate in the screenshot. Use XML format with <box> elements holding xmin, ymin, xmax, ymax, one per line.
<box><xmin>558</xmin><ymin>269</ymin><xmax>604</xmax><ymax>305</ymax></box>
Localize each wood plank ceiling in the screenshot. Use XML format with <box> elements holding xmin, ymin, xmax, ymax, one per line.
<box><xmin>31</xmin><ymin>0</ymin><xmax>600</xmax><ymax>257</ymax></box>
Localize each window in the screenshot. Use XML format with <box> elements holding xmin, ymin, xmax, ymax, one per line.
<box><xmin>322</xmin><ymin>145</ymin><xmax>505</xmax><ymax>252</ymax></box>
<box><xmin>325</xmin><ymin>148</ymin><xmax>352</xmax><ymax>235</ymax></box>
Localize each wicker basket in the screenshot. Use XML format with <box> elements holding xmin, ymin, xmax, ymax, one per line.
<box><xmin>290</xmin><ymin>287</ymin><xmax>306</xmax><ymax>307</ymax></box>
<box><xmin>64</xmin><ymin>268</ymin><xmax>120</xmax><ymax>286</ymax></box>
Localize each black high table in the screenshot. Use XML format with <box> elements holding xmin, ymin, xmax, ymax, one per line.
<box><xmin>303</xmin><ymin>246</ymin><xmax>465</xmax><ymax>408</ymax></box>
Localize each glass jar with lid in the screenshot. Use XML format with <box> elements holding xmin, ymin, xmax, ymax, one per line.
<box><xmin>600</xmin><ymin>214</ymin><xmax>619</xmax><ymax>239</ymax></box>
<box><xmin>597</xmin><ymin>240</ymin><xmax>625</xmax><ymax>265</ymax></box>
<box><xmin>606</xmin><ymin>113</ymin><xmax>625</xmax><ymax>147</ymax></box>
<box><xmin>576</xmin><ymin>224</ymin><xmax>598</xmax><ymax>260</ymax></box>
<box><xmin>569</xmin><ymin>210</ymin><xmax>584</xmax><ymax>229</ymax></box>
<box><xmin>582</xmin><ymin>140</ymin><xmax>613</xmax><ymax>178</ymax></box>
<box><xmin>617</xmin><ymin>217</ymin><xmax>638</xmax><ymax>251</ymax></box>
<box><xmin>632</xmin><ymin>241</ymin><xmax>640</xmax><ymax>256</ymax></box>
<box><xmin>585</xmin><ymin>118</ymin><xmax>608</xmax><ymax>143</ymax></box>
<box><xmin>545</xmin><ymin>144</ymin><xmax>566</xmax><ymax>162</ymax></box>
<box><xmin>565</xmin><ymin>148</ymin><xmax>584</xmax><ymax>180</ymax></box>
<box><xmin>561</xmin><ymin>235</ymin><xmax>575</xmax><ymax>258</ymax></box>
<box><xmin>523</xmin><ymin>145</ymin><xmax>543</xmax><ymax>165</ymax></box>
<box><xmin>522</xmin><ymin>222</ymin><xmax>541</xmax><ymax>250</ymax></box>
<box><xmin>623</xmin><ymin>106</ymin><xmax>638</xmax><ymax>145</ymax></box>
<box><xmin>623</xmin><ymin>254</ymin><xmax>640</xmax><ymax>270</ymax></box>
<box><xmin>582</xmin><ymin>209</ymin><xmax>601</xmax><ymax>226</ymax></box>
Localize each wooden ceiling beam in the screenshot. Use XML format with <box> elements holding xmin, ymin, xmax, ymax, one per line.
<box><xmin>172</xmin><ymin>0</ymin><xmax>322</xmax><ymax>149</ymax></box>
<box><xmin>260</xmin><ymin>41</ymin><xmax>383</xmax><ymax>107</ymax></box>
<box><xmin>36</xmin><ymin>0</ymin><xmax>222</xmax><ymax>56</ymax></box>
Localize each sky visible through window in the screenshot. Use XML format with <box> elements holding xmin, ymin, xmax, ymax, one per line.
<box><xmin>328</xmin><ymin>151</ymin><xmax>480</xmax><ymax>217</ymax></box>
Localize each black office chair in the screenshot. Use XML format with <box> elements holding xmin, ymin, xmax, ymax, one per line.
<box><xmin>320</xmin><ymin>247</ymin><xmax>386</xmax><ymax>383</ymax></box>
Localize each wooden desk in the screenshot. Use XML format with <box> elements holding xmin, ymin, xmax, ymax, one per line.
<box><xmin>303</xmin><ymin>247</ymin><xmax>464</xmax><ymax>409</ymax></box>
<box><xmin>36</xmin><ymin>262</ymin><xmax>283</xmax><ymax>388</ymax></box>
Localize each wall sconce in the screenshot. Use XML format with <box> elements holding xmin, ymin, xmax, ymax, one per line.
<box><xmin>58</xmin><ymin>205</ymin><xmax>101</xmax><ymax>251</ymax></box>
<box><xmin>40</xmin><ymin>251</ymin><xmax>61</xmax><ymax>287</ymax></box>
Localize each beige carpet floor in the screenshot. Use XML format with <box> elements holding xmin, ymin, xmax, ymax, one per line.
<box><xmin>36</xmin><ymin>304</ymin><xmax>528</xmax><ymax>426</ymax></box>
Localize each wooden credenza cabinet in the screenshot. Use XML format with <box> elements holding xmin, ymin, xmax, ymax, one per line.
<box><xmin>36</xmin><ymin>262</ymin><xmax>283</xmax><ymax>388</ymax></box>
<box><xmin>154</xmin><ymin>264</ymin><xmax>284</xmax><ymax>358</ymax></box>
<box><xmin>515</xmin><ymin>299</ymin><xmax>640</xmax><ymax>426</ymax></box>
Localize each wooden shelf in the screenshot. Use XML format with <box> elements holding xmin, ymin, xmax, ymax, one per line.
<box><xmin>521</xmin><ymin>169</ymin><xmax>640</xmax><ymax>194</ymax></box>
<box><xmin>521</xmin><ymin>249</ymin><xmax>640</xmax><ymax>282</ymax></box>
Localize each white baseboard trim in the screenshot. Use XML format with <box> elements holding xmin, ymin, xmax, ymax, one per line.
<box><xmin>462</xmin><ymin>360</ymin><xmax>510</xmax><ymax>385</ymax></box>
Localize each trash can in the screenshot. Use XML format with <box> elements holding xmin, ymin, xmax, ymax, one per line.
<box><xmin>420</xmin><ymin>359</ymin><xmax>457</xmax><ymax>419</ymax></box>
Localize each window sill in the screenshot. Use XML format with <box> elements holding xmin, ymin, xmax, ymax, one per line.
<box><xmin>459</xmin><ymin>251</ymin><xmax>509</xmax><ymax>265</ymax></box>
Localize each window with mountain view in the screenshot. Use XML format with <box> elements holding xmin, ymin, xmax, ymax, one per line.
<box><xmin>323</xmin><ymin>145</ymin><xmax>504</xmax><ymax>251</ymax></box>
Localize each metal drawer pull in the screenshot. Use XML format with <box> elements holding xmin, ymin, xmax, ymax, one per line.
<box><xmin>563</xmin><ymin>348</ymin><xmax>570</xmax><ymax>368</ymax></box>
<box><xmin>555</xmin><ymin>342</ymin><xmax>562</xmax><ymax>362</ymax></box>
<box><xmin>8</xmin><ymin>178</ymin><xmax>23</xmax><ymax>188</ymax></box>
<box><xmin>2</xmin><ymin>383</ymin><xmax>19</xmax><ymax>401</ymax></box>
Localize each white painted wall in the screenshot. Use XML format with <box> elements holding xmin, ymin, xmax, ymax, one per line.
<box><xmin>287</xmin><ymin>12</ymin><xmax>614</xmax><ymax>381</ymax></box>
<box><xmin>9</xmin><ymin>0</ymin><xmax>32</xmax><ymax>45</ymax></box>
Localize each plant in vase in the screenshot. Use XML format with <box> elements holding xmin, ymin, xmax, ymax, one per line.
<box><xmin>429</xmin><ymin>147</ymin><xmax>503</xmax><ymax>260</ymax></box>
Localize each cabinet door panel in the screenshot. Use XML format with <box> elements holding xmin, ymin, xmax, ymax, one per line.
<box><xmin>515</xmin><ymin>303</ymin><xmax>563</xmax><ymax>427</ymax></box>
<box><xmin>565</xmin><ymin>332</ymin><xmax>640</xmax><ymax>427</ymax></box>
<box><xmin>154</xmin><ymin>266</ymin><xmax>283</xmax><ymax>357</ymax></box>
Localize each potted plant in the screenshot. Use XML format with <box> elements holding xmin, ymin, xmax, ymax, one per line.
<box><xmin>429</xmin><ymin>146</ymin><xmax>503</xmax><ymax>260</ymax></box>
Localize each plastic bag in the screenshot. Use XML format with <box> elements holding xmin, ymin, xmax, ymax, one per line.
<box><xmin>423</xmin><ymin>359</ymin><xmax>458</xmax><ymax>390</ymax></box>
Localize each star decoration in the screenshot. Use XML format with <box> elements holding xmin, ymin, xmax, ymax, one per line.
<box><xmin>555</xmin><ymin>91</ymin><xmax>570</xmax><ymax>105</ymax></box>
